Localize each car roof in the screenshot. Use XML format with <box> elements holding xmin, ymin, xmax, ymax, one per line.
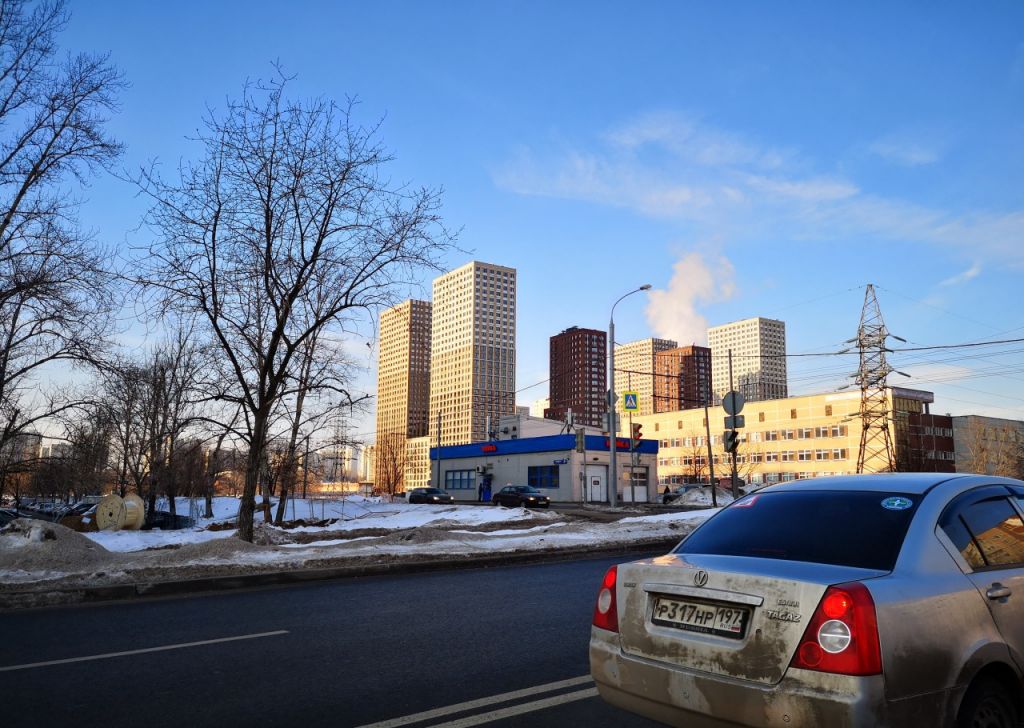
<box><xmin>764</xmin><ymin>472</ymin><xmax>989</xmax><ymax>495</ymax></box>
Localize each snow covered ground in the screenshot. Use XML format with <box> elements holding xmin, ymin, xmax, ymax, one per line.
<box><xmin>83</xmin><ymin>496</ymin><xmax>593</xmax><ymax>552</ymax></box>
<box><xmin>0</xmin><ymin>496</ymin><xmax>718</xmax><ymax>603</ymax></box>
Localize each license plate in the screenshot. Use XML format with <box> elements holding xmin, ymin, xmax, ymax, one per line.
<box><xmin>651</xmin><ymin>596</ymin><xmax>750</xmax><ymax>639</ymax></box>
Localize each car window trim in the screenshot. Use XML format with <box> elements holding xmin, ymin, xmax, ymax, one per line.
<box><xmin>938</xmin><ymin>484</ymin><xmax>1024</xmax><ymax>574</ymax></box>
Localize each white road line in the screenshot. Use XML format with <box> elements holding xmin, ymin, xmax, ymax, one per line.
<box><xmin>432</xmin><ymin>687</ymin><xmax>599</xmax><ymax>728</ymax></box>
<box><xmin>0</xmin><ymin>630</ymin><xmax>289</xmax><ymax>672</ymax></box>
<box><xmin>354</xmin><ymin>675</ymin><xmax>593</xmax><ymax>728</ymax></box>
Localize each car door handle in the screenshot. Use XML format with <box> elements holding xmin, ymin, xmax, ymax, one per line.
<box><xmin>986</xmin><ymin>584</ymin><xmax>1012</xmax><ymax>600</ymax></box>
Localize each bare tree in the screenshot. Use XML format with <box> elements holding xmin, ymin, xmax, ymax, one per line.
<box><xmin>958</xmin><ymin>419</ymin><xmax>991</xmax><ymax>475</ymax></box>
<box><xmin>101</xmin><ymin>358</ymin><xmax>147</xmax><ymax>496</ymax></box>
<box><xmin>374</xmin><ymin>432</ymin><xmax>407</xmax><ymax>497</ymax></box>
<box><xmin>0</xmin><ymin>1</ymin><xmax>124</xmax><ymax>460</ymax></box>
<box><xmin>683</xmin><ymin>433</ymin><xmax>708</xmax><ymax>484</ymax></box>
<box><xmin>98</xmin><ymin>324</ymin><xmax>207</xmax><ymax>522</ymax></box>
<box><xmin>139</xmin><ymin>327</ymin><xmax>206</xmax><ymax>523</ymax></box>
<box><xmin>31</xmin><ymin>402</ymin><xmax>113</xmax><ymax>503</ymax></box>
<box><xmin>133</xmin><ymin>72</ymin><xmax>453</xmax><ymax>541</ymax></box>
<box><xmin>273</xmin><ymin>336</ymin><xmax>346</xmax><ymax>524</ymax></box>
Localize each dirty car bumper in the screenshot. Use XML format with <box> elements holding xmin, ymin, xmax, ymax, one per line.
<box><xmin>590</xmin><ymin>627</ymin><xmax>908</xmax><ymax>728</ymax></box>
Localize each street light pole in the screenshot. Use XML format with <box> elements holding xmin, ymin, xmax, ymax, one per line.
<box><xmin>608</xmin><ymin>284</ymin><xmax>652</xmax><ymax>508</ymax></box>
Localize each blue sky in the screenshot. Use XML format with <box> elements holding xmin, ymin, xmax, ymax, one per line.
<box><xmin>62</xmin><ymin>1</ymin><xmax>1024</xmax><ymax>437</ymax></box>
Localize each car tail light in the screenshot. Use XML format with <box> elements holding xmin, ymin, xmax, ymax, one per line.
<box><xmin>790</xmin><ymin>582</ymin><xmax>881</xmax><ymax>676</ymax></box>
<box><xmin>592</xmin><ymin>565</ymin><xmax>619</xmax><ymax>633</ymax></box>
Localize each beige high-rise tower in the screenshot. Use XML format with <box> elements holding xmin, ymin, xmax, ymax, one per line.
<box><xmin>374</xmin><ymin>299</ymin><xmax>431</xmax><ymax>489</ymax></box>
<box><xmin>614</xmin><ymin>337</ymin><xmax>677</xmax><ymax>418</ymax></box>
<box><xmin>429</xmin><ymin>261</ymin><xmax>516</xmax><ymax>446</ymax></box>
<box><xmin>707</xmin><ymin>316</ymin><xmax>788</xmax><ymax>403</ymax></box>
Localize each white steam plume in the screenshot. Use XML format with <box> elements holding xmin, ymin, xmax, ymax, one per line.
<box><xmin>645</xmin><ymin>252</ymin><xmax>735</xmax><ymax>345</ymax></box>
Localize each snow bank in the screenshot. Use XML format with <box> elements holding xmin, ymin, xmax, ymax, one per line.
<box><xmin>1</xmin><ymin>500</ymin><xmax>717</xmax><ymax>592</ymax></box>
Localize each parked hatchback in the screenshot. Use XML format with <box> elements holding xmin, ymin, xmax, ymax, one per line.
<box><xmin>590</xmin><ymin>473</ymin><xmax>1024</xmax><ymax>727</ymax></box>
<box><xmin>492</xmin><ymin>485</ymin><xmax>550</xmax><ymax>508</ymax></box>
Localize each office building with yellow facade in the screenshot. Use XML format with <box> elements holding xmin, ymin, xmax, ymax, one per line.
<box><xmin>429</xmin><ymin>260</ymin><xmax>517</xmax><ymax>447</ymax></box>
<box><xmin>634</xmin><ymin>386</ymin><xmax>954</xmax><ymax>487</ymax></box>
<box><xmin>374</xmin><ymin>299</ymin><xmax>432</xmax><ymax>489</ymax></box>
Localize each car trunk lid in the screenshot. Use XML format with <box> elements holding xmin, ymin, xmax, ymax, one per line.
<box><xmin>615</xmin><ymin>553</ymin><xmax>886</xmax><ymax>685</ymax></box>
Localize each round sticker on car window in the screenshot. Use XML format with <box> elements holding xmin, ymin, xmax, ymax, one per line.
<box><xmin>881</xmin><ymin>496</ymin><xmax>913</xmax><ymax>511</ymax></box>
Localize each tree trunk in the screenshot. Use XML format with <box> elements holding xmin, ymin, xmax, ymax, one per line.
<box><xmin>238</xmin><ymin>413</ymin><xmax>269</xmax><ymax>542</ymax></box>
<box><xmin>274</xmin><ymin>456</ymin><xmax>295</xmax><ymax>526</ymax></box>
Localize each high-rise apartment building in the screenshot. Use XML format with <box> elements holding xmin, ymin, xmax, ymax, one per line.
<box><xmin>429</xmin><ymin>261</ymin><xmax>516</xmax><ymax>446</ymax></box>
<box><xmin>614</xmin><ymin>338</ymin><xmax>678</xmax><ymax>419</ymax></box>
<box><xmin>654</xmin><ymin>345</ymin><xmax>713</xmax><ymax>412</ymax></box>
<box><xmin>707</xmin><ymin>317</ymin><xmax>787</xmax><ymax>403</ymax></box>
<box><xmin>374</xmin><ymin>299</ymin><xmax>431</xmax><ymax>488</ymax></box>
<box><xmin>545</xmin><ymin>326</ymin><xmax>607</xmax><ymax>428</ymax></box>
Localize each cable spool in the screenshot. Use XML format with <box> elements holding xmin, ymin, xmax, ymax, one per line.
<box><xmin>95</xmin><ymin>494</ymin><xmax>127</xmax><ymax>531</ymax></box>
<box><xmin>123</xmin><ymin>493</ymin><xmax>145</xmax><ymax>530</ymax></box>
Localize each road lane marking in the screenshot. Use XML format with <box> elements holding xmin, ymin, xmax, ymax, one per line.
<box><xmin>354</xmin><ymin>675</ymin><xmax>593</xmax><ymax>728</ymax></box>
<box><xmin>0</xmin><ymin>630</ymin><xmax>289</xmax><ymax>672</ymax></box>
<box><xmin>432</xmin><ymin>687</ymin><xmax>598</xmax><ymax>727</ymax></box>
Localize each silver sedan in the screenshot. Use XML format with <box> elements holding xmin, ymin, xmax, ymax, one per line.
<box><xmin>590</xmin><ymin>473</ymin><xmax>1024</xmax><ymax>727</ymax></box>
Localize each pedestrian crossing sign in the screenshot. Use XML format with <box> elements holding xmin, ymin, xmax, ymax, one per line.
<box><xmin>623</xmin><ymin>391</ymin><xmax>639</xmax><ymax>412</ymax></box>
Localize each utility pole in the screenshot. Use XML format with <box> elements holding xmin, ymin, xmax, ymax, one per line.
<box><xmin>728</xmin><ymin>349</ymin><xmax>740</xmax><ymax>498</ymax></box>
<box><xmin>608</xmin><ymin>315</ymin><xmax>618</xmax><ymax>507</ymax></box>
<box><xmin>703</xmin><ymin>402</ymin><xmax>717</xmax><ymax>507</ymax></box>
<box><xmin>435</xmin><ymin>412</ymin><xmax>442</xmax><ymax>489</ymax></box>
<box><xmin>607</xmin><ymin>284</ymin><xmax>651</xmax><ymax>508</ymax></box>
<box><xmin>626</xmin><ymin>370</ymin><xmax>633</xmax><ymax>503</ymax></box>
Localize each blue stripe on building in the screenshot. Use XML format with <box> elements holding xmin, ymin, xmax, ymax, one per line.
<box><xmin>430</xmin><ymin>434</ymin><xmax>658</xmax><ymax>461</ymax></box>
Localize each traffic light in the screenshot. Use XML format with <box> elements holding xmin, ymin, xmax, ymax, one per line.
<box><xmin>723</xmin><ymin>429</ymin><xmax>739</xmax><ymax>454</ymax></box>
<box><xmin>631</xmin><ymin>423</ymin><xmax>643</xmax><ymax>450</ymax></box>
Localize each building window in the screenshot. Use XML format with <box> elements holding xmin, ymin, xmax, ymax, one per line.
<box><xmin>790</xmin><ymin>408</ymin><xmax>797</xmax><ymax>419</ymax></box>
<box><xmin>825</xmin><ymin>405</ymin><xmax>833</xmax><ymax>416</ymax></box>
<box><xmin>655</xmin><ymin>423</ymin><xmax>660</xmax><ymax>432</ymax></box>
<box><xmin>759</xmin><ymin>412</ymin><xmax>765</xmax><ymax>422</ymax></box>
<box><xmin>528</xmin><ymin>465</ymin><xmax>560</xmax><ymax>489</ymax></box>
<box><xmin>445</xmin><ymin>470</ymin><xmax>476</xmax><ymax>490</ymax></box>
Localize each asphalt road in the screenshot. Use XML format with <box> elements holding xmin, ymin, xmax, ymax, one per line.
<box><xmin>1</xmin><ymin>553</ymin><xmax>664</xmax><ymax>728</ymax></box>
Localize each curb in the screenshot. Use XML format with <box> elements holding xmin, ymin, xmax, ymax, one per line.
<box><xmin>0</xmin><ymin>537</ymin><xmax>681</xmax><ymax>610</ymax></box>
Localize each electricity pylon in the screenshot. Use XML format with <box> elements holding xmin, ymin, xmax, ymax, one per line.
<box><xmin>850</xmin><ymin>284</ymin><xmax>904</xmax><ymax>473</ymax></box>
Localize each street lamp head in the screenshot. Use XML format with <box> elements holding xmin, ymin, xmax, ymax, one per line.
<box><xmin>639</xmin><ymin>284</ymin><xmax>652</xmax><ymax>291</ymax></box>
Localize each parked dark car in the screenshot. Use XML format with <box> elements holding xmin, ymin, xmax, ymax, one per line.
<box><xmin>0</xmin><ymin>508</ymin><xmax>17</xmax><ymax>526</ymax></box>
<box><xmin>492</xmin><ymin>485</ymin><xmax>550</xmax><ymax>508</ymax></box>
<box><xmin>661</xmin><ymin>485</ymin><xmax>695</xmax><ymax>504</ymax></box>
<box><xmin>407</xmin><ymin>487</ymin><xmax>455</xmax><ymax>505</ymax></box>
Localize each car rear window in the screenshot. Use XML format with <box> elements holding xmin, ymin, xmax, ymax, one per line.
<box><xmin>675</xmin><ymin>490</ymin><xmax>920</xmax><ymax>571</ymax></box>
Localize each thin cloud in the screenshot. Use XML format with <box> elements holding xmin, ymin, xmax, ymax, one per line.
<box><xmin>494</xmin><ymin>114</ymin><xmax>1024</xmax><ymax>267</ymax></box>
<box><xmin>868</xmin><ymin>140</ymin><xmax>941</xmax><ymax>167</ymax></box>
<box><xmin>940</xmin><ymin>263</ymin><xmax>982</xmax><ymax>287</ymax></box>
<box><xmin>604</xmin><ymin>111</ymin><xmax>789</xmax><ymax>170</ymax></box>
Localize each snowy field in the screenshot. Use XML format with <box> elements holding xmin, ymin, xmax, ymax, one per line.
<box><xmin>83</xmin><ymin>496</ymin><xmax>596</xmax><ymax>553</ymax></box>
